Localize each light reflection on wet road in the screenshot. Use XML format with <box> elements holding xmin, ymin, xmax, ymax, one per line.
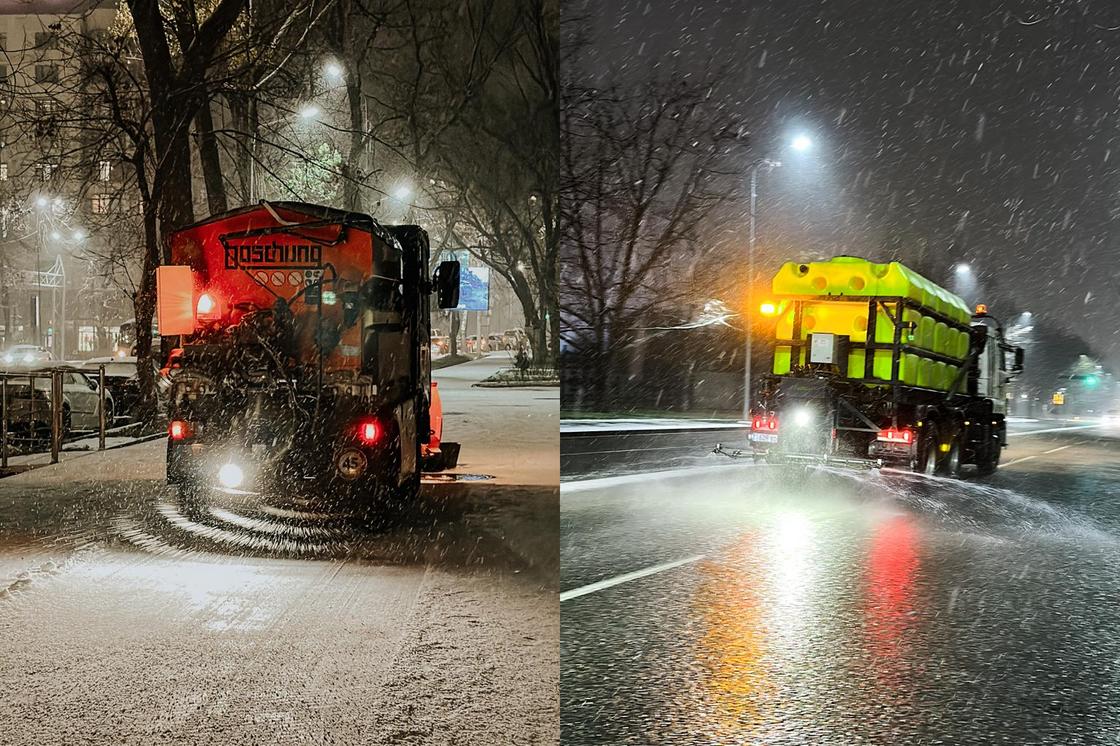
<box><xmin>561</xmin><ymin>425</ymin><xmax>1120</xmax><ymax>744</ymax></box>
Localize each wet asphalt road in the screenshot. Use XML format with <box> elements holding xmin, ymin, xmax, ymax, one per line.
<box><xmin>561</xmin><ymin>420</ymin><xmax>1120</xmax><ymax>744</ymax></box>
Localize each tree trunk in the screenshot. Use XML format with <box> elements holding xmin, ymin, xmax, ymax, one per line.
<box><xmin>133</xmin><ymin>199</ymin><xmax>161</xmax><ymax>425</ymax></box>
<box><xmin>508</xmin><ymin>271</ymin><xmax>542</xmax><ymax>364</ymax></box>
<box><xmin>449</xmin><ymin>312</ymin><xmax>461</xmax><ymax>356</ymax></box>
<box><xmin>195</xmin><ymin>95</ymin><xmax>227</xmax><ymax>214</ymax></box>
<box><xmin>342</xmin><ymin>63</ymin><xmax>365</xmax><ymax>212</ymax></box>
<box><xmin>153</xmin><ymin>110</ymin><xmax>196</xmax><ymax>261</ymax></box>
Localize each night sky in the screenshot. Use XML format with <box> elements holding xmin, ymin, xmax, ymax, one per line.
<box><xmin>576</xmin><ymin>0</ymin><xmax>1120</xmax><ymax>368</ymax></box>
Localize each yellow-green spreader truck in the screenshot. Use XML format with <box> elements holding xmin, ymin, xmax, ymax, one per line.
<box><xmin>745</xmin><ymin>256</ymin><xmax>1023</xmax><ymax>476</ymax></box>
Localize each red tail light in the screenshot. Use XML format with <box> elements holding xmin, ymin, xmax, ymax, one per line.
<box><xmin>358</xmin><ymin>420</ymin><xmax>380</xmax><ymax>444</ymax></box>
<box><xmin>877</xmin><ymin>427</ymin><xmax>913</xmax><ymax>445</ymax></box>
<box><xmin>169</xmin><ymin>420</ymin><xmax>192</xmax><ymax>440</ymax></box>
<box><xmin>751</xmin><ymin>414</ymin><xmax>779</xmax><ymax>432</ymax></box>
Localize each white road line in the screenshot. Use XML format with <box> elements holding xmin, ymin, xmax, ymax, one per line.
<box><xmin>1007</xmin><ymin>424</ymin><xmax>1098</xmax><ymax>438</ymax></box>
<box><xmin>1005</xmin><ymin>442</ymin><xmax>1081</xmax><ymax>467</ymax></box>
<box><xmin>560</xmin><ymin>555</ymin><xmax>705</xmax><ymax>602</ymax></box>
<box><xmin>561</xmin><ymin>464</ymin><xmax>744</xmax><ymax>493</ymax></box>
<box><xmin>1003</xmin><ymin>455</ymin><xmax>1038</xmax><ymax>467</ymax></box>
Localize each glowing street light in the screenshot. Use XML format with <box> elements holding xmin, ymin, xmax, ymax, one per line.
<box><xmin>323</xmin><ymin>61</ymin><xmax>344</xmax><ymax>81</ymax></box>
<box><xmin>791</xmin><ymin>134</ymin><xmax>813</xmax><ymax>152</ymax></box>
<box><xmin>49</xmin><ymin>230</ymin><xmax>61</xmax><ymax>241</ymax></box>
<box><xmin>298</xmin><ymin>104</ymin><xmax>321</xmax><ymax>120</ymax></box>
<box><xmin>955</xmin><ymin>262</ymin><xmax>971</xmax><ymax>275</ymax></box>
<box><xmin>72</xmin><ymin>229</ymin><xmax>85</xmax><ymax>241</ymax></box>
<box><xmin>35</xmin><ymin>196</ymin><xmax>48</xmax><ymax>208</ymax></box>
<box><xmin>394</xmin><ymin>185</ymin><xmax>412</xmax><ymax>201</ymax></box>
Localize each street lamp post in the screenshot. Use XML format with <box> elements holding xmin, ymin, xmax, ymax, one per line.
<box><xmin>742</xmin><ymin>132</ymin><xmax>815</xmax><ymax>422</ymax></box>
<box><xmin>744</xmin><ymin>158</ymin><xmax>780</xmax><ymax>422</ymax></box>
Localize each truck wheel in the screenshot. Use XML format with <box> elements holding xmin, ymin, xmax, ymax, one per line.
<box><xmin>977</xmin><ymin>436</ymin><xmax>1001</xmax><ymax>476</ymax></box>
<box><xmin>944</xmin><ymin>432</ymin><xmax>962</xmax><ymax>478</ymax></box>
<box><xmin>918</xmin><ymin>424</ymin><xmax>940</xmax><ymax>476</ymax></box>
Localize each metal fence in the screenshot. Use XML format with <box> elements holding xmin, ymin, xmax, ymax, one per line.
<box><xmin>0</xmin><ymin>364</ymin><xmax>110</xmax><ymax>468</ymax></box>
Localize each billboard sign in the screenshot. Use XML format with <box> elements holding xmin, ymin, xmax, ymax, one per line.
<box><xmin>458</xmin><ymin>264</ymin><xmax>490</xmax><ymax>311</ymax></box>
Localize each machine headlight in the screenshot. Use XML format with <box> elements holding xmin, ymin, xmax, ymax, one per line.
<box><xmin>792</xmin><ymin>408</ymin><xmax>813</xmax><ymax>427</ymax></box>
<box><xmin>218</xmin><ymin>462</ymin><xmax>244</xmax><ymax>488</ymax></box>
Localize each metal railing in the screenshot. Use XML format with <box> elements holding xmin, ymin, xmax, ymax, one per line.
<box><xmin>0</xmin><ymin>364</ymin><xmax>111</xmax><ymax>468</ymax></box>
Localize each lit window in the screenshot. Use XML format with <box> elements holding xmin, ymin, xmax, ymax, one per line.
<box><xmin>0</xmin><ymin>163</ymin><xmax>8</xmax><ymax>181</ymax></box>
<box><xmin>91</xmin><ymin>194</ymin><xmax>111</xmax><ymax>214</ymax></box>
<box><xmin>98</xmin><ymin>160</ymin><xmax>110</xmax><ymax>181</ymax></box>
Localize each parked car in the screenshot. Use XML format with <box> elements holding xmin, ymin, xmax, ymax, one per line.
<box><xmin>502</xmin><ymin>328</ymin><xmax>528</xmax><ymax>351</ymax></box>
<box><xmin>465</xmin><ymin>335</ymin><xmax>481</xmax><ymax>353</ymax></box>
<box><xmin>1</xmin><ymin>367</ymin><xmax>114</xmax><ymax>437</ymax></box>
<box><xmin>430</xmin><ymin>327</ymin><xmax>450</xmax><ymax>355</ymax></box>
<box><xmin>79</xmin><ymin>356</ymin><xmax>159</xmax><ymax>421</ymax></box>
<box><xmin>1</xmin><ymin>345</ymin><xmax>54</xmax><ymax>367</ymax></box>
<box><xmin>486</xmin><ymin>333</ymin><xmax>504</xmax><ymax>352</ymax></box>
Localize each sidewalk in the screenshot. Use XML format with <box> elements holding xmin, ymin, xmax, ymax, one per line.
<box><xmin>434</xmin><ymin>353</ymin><xmax>558</xmax><ymax>486</ymax></box>
<box><xmin>561</xmin><ymin>417</ymin><xmax>745</xmax><ymax>434</ymax></box>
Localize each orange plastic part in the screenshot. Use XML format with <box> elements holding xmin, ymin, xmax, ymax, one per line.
<box><xmin>156</xmin><ymin>265</ymin><xmax>196</xmax><ymax>336</ymax></box>
<box><xmin>427</xmin><ymin>381</ymin><xmax>443</xmax><ymax>451</ymax></box>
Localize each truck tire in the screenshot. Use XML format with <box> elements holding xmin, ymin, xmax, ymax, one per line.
<box><xmin>977</xmin><ymin>435</ymin><xmax>1001</xmax><ymax>476</ymax></box>
<box><xmin>944</xmin><ymin>430</ymin><xmax>962</xmax><ymax>478</ymax></box>
<box><xmin>918</xmin><ymin>423</ymin><xmax>940</xmax><ymax>476</ymax></box>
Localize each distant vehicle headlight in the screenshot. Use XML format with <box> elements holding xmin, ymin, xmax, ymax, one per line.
<box><xmin>218</xmin><ymin>462</ymin><xmax>244</xmax><ymax>489</ymax></box>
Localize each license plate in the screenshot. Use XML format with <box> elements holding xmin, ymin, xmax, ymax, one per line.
<box><xmin>749</xmin><ymin>433</ymin><xmax>778</xmax><ymax>444</ymax></box>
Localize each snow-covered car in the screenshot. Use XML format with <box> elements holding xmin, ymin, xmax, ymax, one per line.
<box><xmin>2</xmin><ymin>368</ymin><xmax>114</xmax><ymax>437</ymax></box>
<box><xmin>502</xmin><ymin>329</ymin><xmax>528</xmax><ymax>352</ymax></box>
<box><xmin>1</xmin><ymin>345</ymin><xmax>54</xmax><ymax>367</ymax></box>
<box><xmin>79</xmin><ymin>356</ymin><xmax>163</xmax><ymax>420</ymax></box>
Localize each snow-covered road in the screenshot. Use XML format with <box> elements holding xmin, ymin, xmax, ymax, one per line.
<box><xmin>0</xmin><ymin>355</ymin><xmax>559</xmax><ymax>745</ymax></box>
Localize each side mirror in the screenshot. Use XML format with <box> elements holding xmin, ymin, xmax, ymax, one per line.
<box><xmin>434</xmin><ymin>260</ymin><xmax>460</xmax><ymax>309</ymax></box>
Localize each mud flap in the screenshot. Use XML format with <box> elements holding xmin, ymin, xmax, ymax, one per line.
<box><xmin>421</xmin><ymin>441</ymin><xmax>460</xmax><ymax>472</ymax></box>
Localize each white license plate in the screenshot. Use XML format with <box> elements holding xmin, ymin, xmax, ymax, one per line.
<box><xmin>749</xmin><ymin>433</ymin><xmax>778</xmax><ymax>444</ymax></box>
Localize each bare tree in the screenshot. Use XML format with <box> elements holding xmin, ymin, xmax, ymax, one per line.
<box><xmin>560</xmin><ymin>78</ymin><xmax>739</xmax><ymax>408</ymax></box>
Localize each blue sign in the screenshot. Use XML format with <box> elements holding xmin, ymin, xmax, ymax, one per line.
<box><xmin>458</xmin><ymin>264</ymin><xmax>490</xmax><ymax>311</ymax></box>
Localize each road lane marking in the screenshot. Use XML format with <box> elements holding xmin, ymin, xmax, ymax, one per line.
<box><xmin>1003</xmin><ymin>455</ymin><xmax>1038</xmax><ymax>467</ymax></box>
<box><xmin>561</xmin><ymin>465</ymin><xmax>745</xmax><ymax>492</ymax></box>
<box><xmin>560</xmin><ymin>555</ymin><xmax>705</xmax><ymax>602</ymax></box>
<box><xmin>1007</xmin><ymin>424</ymin><xmax>1098</xmax><ymax>438</ymax></box>
<box><xmin>1004</xmin><ymin>442</ymin><xmax>1081</xmax><ymax>467</ymax></box>
<box><xmin>563</xmin><ymin>444</ymin><xmax>726</xmax><ymax>457</ymax></box>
